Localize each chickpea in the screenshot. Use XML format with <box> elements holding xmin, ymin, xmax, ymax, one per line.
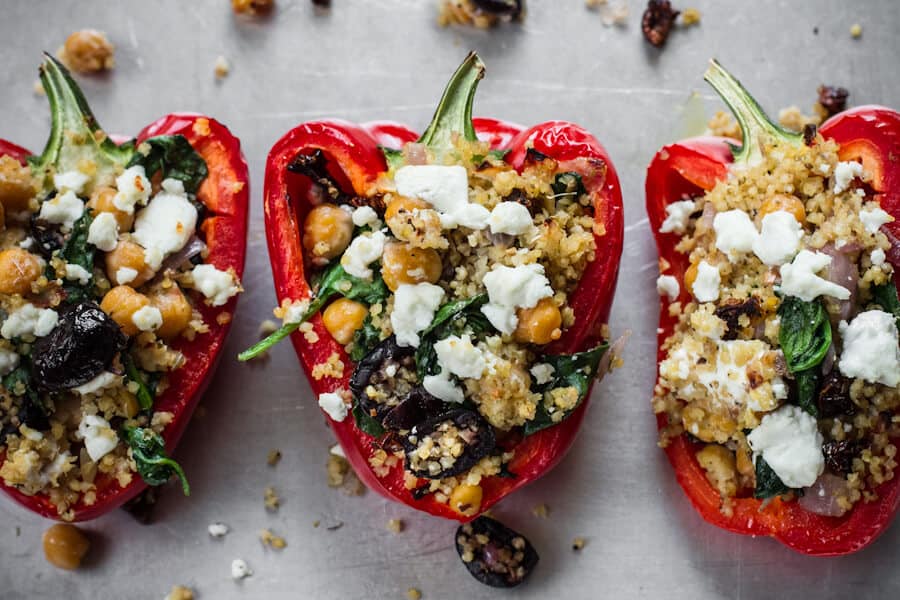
<box><xmin>322</xmin><ymin>298</ymin><xmax>368</xmax><ymax>345</ymax></box>
<box><xmin>380</xmin><ymin>242</ymin><xmax>442</xmax><ymax>292</ymax></box>
<box><xmin>42</xmin><ymin>524</ymin><xmax>90</xmax><ymax>570</ymax></box>
<box><xmin>100</xmin><ymin>285</ymin><xmax>149</xmax><ymax>336</ymax></box>
<box><xmin>0</xmin><ymin>248</ymin><xmax>42</xmax><ymax>296</ymax></box>
<box><xmin>88</xmin><ymin>185</ymin><xmax>133</xmax><ymax>231</ymax></box>
<box><xmin>0</xmin><ymin>155</ymin><xmax>36</xmax><ymax>214</ymax></box>
<box><xmin>758</xmin><ymin>193</ymin><xmax>806</xmax><ymax>224</ymax></box>
<box><xmin>449</xmin><ymin>483</ymin><xmax>483</xmax><ymax>517</ymax></box>
<box><xmin>514</xmin><ymin>297</ymin><xmax>562</xmax><ymax>345</ymax></box>
<box><xmin>302</xmin><ymin>204</ymin><xmax>354</xmax><ymax>263</ymax></box>
<box><xmin>385</xmin><ymin>195</ymin><xmax>428</xmax><ymax>223</ymax></box>
<box><xmin>149</xmin><ymin>285</ymin><xmax>193</xmax><ymax>340</ymax></box>
<box><xmin>60</xmin><ymin>30</ymin><xmax>115</xmax><ymax>73</ymax></box>
<box><xmin>684</xmin><ymin>262</ymin><xmax>699</xmax><ymax>296</ymax></box>
<box><xmin>105</xmin><ymin>240</ymin><xmax>155</xmax><ymax>287</ymax></box>
<box><xmin>232</xmin><ymin>0</ymin><xmax>275</xmax><ymax>15</ymax></box>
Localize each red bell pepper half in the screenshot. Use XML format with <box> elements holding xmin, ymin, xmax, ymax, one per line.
<box><xmin>646</xmin><ymin>60</ymin><xmax>900</xmax><ymax>555</ymax></box>
<box><xmin>247</xmin><ymin>52</ymin><xmax>623</xmax><ymax>520</ymax></box>
<box><xmin>0</xmin><ymin>56</ymin><xmax>249</xmax><ymax>521</ymax></box>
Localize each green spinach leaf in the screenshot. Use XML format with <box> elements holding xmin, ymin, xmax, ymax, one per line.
<box><xmin>551</xmin><ymin>171</ymin><xmax>586</xmax><ymax>199</ymax></box>
<box><xmin>872</xmin><ymin>283</ymin><xmax>900</xmax><ymax>327</ymax></box>
<box><xmin>794</xmin><ymin>368</ymin><xmax>819</xmax><ymax>418</ymax></box>
<box><xmin>777</xmin><ymin>296</ymin><xmax>831</xmax><ymax>373</ymax></box>
<box><xmin>415</xmin><ymin>295</ymin><xmax>491</xmax><ymax>379</ymax></box>
<box><xmin>349</xmin><ymin>315</ymin><xmax>381</xmax><ymax>362</ymax></box>
<box><xmin>57</xmin><ymin>212</ymin><xmax>95</xmax><ymax>303</ymax></box>
<box><xmin>124</xmin><ymin>427</ymin><xmax>190</xmax><ymax>495</ymax></box>
<box><xmin>753</xmin><ymin>456</ymin><xmax>791</xmax><ymax>499</ymax></box>
<box><xmin>124</xmin><ymin>354</ymin><xmax>155</xmax><ymax>411</ymax></box>
<box><xmin>352</xmin><ymin>401</ymin><xmax>385</xmax><ymax>437</ymax></box>
<box><xmin>524</xmin><ymin>342</ymin><xmax>609</xmax><ymax>436</ymax></box>
<box><xmin>128</xmin><ymin>135</ymin><xmax>208</xmax><ymax>194</ymax></box>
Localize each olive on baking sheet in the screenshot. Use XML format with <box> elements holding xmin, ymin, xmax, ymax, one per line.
<box><xmin>455</xmin><ymin>516</ymin><xmax>539</xmax><ymax>588</ymax></box>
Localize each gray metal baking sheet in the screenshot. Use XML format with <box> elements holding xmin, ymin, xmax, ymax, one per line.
<box><xmin>1</xmin><ymin>1</ymin><xmax>898</xmax><ymax>598</ymax></box>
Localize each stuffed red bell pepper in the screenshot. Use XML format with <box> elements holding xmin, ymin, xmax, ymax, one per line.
<box><xmin>0</xmin><ymin>55</ymin><xmax>248</xmax><ymax>521</ymax></box>
<box><xmin>241</xmin><ymin>52</ymin><xmax>623</xmax><ymax>521</ymax></box>
<box><xmin>648</xmin><ymin>59</ymin><xmax>900</xmax><ymax>555</ymax></box>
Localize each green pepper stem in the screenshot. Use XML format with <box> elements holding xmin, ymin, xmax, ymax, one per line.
<box><xmin>703</xmin><ymin>59</ymin><xmax>802</xmax><ymax>166</ymax></box>
<box><xmin>417</xmin><ymin>52</ymin><xmax>485</xmax><ymax>156</ymax></box>
<box><xmin>29</xmin><ymin>53</ymin><xmax>133</xmax><ymax>190</ymax></box>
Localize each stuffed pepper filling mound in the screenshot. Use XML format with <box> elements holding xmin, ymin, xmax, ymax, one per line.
<box><xmin>654</xmin><ymin>131</ymin><xmax>899</xmax><ymax>516</ymax></box>
<box><xmin>0</xmin><ymin>60</ymin><xmax>242</xmax><ymax>519</ymax></box>
<box><xmin>263</xmin><ymin>135</ymin><xmax>610</xmax><ymax>515</ymax></box>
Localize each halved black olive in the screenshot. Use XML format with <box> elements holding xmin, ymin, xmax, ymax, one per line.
<box><xmin>402</xmin><ymin>409</ymin><xmax>495</xmax><ymax>479</ymax></box>
<box><xmin>381</xmin><ymin>387</ymin><xmax>446</xmax><ymax>431</ymax></box>
<box><xmin>823</xmin><ymin>439</ymin><xmax>864</xmax><ymax>476</ymax></box>
<box><xmin>32</xmin><ymin>302</ymin><xmax>127</xmax><ymax>391</ymax></box>
<box><xmin>350</xmin><ymin>336</ymin><xmax>416</xmax><ymax>421</ymax></box>
<box><xmin>29</xmin><ymin>213</ymin><xmax>64</xmax><ymax>259</ymax></box>
<box><xmin>817</xmin><ymin>370</ymin><xmax>856</xmax><ymax>418</ymax></box>
<box><xmin>472</xmin><ymin>0</ymin><xmax>523</xmax><ymax>18</ymax></box>
<box><xmin>455</xmin><ymin>516</ymin><xmax>539</xmax><ymax>588</ymax></box>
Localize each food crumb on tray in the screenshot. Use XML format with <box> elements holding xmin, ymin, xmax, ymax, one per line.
<box><xmin>164</xmin><ymin>585</ymin><xmax>195</xmax><ymax>600</ymax></box>
<box><xmin>57</xmin><ymin>29</ymin><xmax>115</xmax><ymax>73</ymax></box>
<box><xmin>260</xmin><ymin>528</ymin><xmax>287</xmax><ymax>549</ymax></box>
<box><xmin>208</xmin><ymin>522</ymin><xmax>230</xmax><ymax>538</ymax></box>
<box><xmin>264</xmin><ymin>485</ymin><xmax>281</xmax><ymax>511</ymax></box>
<box><xmin>231</xmin><ymin>558</ymin><xmax>253</xmax><ymax>580</ymax></box>
<box><xmin>267</xmin><ymin>448</ymin><xmax>283</xmax><ymax>466</ymax></box>
<box><xmin>406</xmin><ymin>588</ymin><xmax>423</xmax><ymax>600</ymax></box>
<box><xmin>232</xmin><ymin>0</ymin><xmax>274</xmax><ymax>15</ymax></box>
<box><xmin>531</xmin><ymin>503</ymin><xmax>549</xmax><ymax>518</ymax></box>
<box><xmin>214</xmin><ymin>56</ymin><xmax>231</xmax><ymax>80</ymax></box>
<box><xmin>387</xmin><ymin>518</ymin><xmax>405</xmax><ymax>533</ymax></box>
<box><xmin>572</xmin><ymin>536</ymin><xmax>587</xmax><ymax>551</ymax></box>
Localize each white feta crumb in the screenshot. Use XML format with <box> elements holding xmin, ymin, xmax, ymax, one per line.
<box><xmin>423</xmin><ymin>372</ymin><xmax>465</xmax><ymax>404</ymax></box>
<box><xmin>433</xmin><ymin>334</ymin><xmax>487</xmax><ymax>379</ymax></box>
<box><xmin>753</xmin><ymin>210</ymin><xmax>803</xmax><ymax>266</ymax></box>
<box><xmin>833</xmin><ymin>161</ymin><xmax>864</xmax><ymax>194</ymax></box>
<box><xmin>1</xmin><ymin>304</ymin><xmax>59</xmax><ymax>339</ymax></box>
<box><xmin>488</xmin><ymin>201</ymin><xmax>533</xmax><ymax>236</ymax></box>
<box><xmin>113</xmin><ymin>165</ymin><xmax>152</xmax><ymax>213</ymax></box>
<box><xmin>53</xmin><ymin>170</ymin><xmax>91</xmax><ymax>195</ymax></box>
<box><xmin>778</xmin><ymin>250</ymin><xmax>851</xmax><ymax>302</ymax></box>
<box><xmin>329</xmin><ymin>443</ymin><xmax>346</xmax><ymax>458</ymax></box>
<box><xmin>0</xmin><ymin>347</ymin><xmax>20</xmax><ymax>375</ymax></box>
<box><xmin>530</xmin><ymin>363</ymin><xmax>555</xmax><ymax>385</ymax></box>
<box><xmin>838</xmin><ymin>310</ymin><xmax>900</xmax><ymax>387</ymax></box>
<box><xmin>87</xmin><ymin>212</ymin><xmax>119</xmax><ymax>251</ymax></box>
<box><xmin>230</xmin><ymin>558</ymin><xmax>252</xmax><ymax>581</ymax></box>
<box><xmin>318</xmin><ymin>392</ymin><xmax>348</xmax><ymax>422</ymax></box>
<box><xmin>132</xmin><ymin>179</ymin><xmax>197</xmax><ymax>270</ymax></box>
<box><xmin>208</xmin><ymin>522</ymin><xmax>230</xmax><ymax>538</ymax></box>
<box><xmin>713</xmin><ymin>209</ymin><xmax>759</xmax><ymax>259</ymax></box>
<box><xmin>116</xmin><ymin>267</ymin><xmax>138</xmax><ymax>285</ymax></box>
<box><xmin>191</xmin><ymin>264</ymin><xmax>240</xmax><ymax>306</ymax></box>
<box><xmin>73</xmin><ymin>371</ymin><xmax>121</xmax><ymax>396</ymax></box>
<box><xmin>691</xmin><ymin>261</ymin><xmax>720</xmax><ymax>302</ymax></box>
<box><xmin>395</xmin><ymin>165</ymin><xmax>488</xmax><ymax>230</ymax></box>
<box><xmin>132</xmin><ymin>305</ymin><xmax>163</xmax><ymax>332</ymax></box>
<box><xmin>351</xmin><ymin>205</ymin><xmax>380</xmax><ymax>229</ymax></box>
<box><xmin>859</xmin><ymin>207</ymin><xmax>892</xmax><ymax>234</ymax></box>
<box><xmin>747</xmin><ymin>405</ymin><xmax>824</xmax><ymax>489</ymax></box>
<box><xmin>64</xmin><ymin>263</ymin><xmax>92</xmax><ymax>285</ymax></box>
<box><xmin>818</xmin><ymin>163</ymin><xmax>831</xmax><ymax>175</ymax></box>
<box><xmin>390</xmin><ymin>283</ymin><xmax>445</xmax><ymax>348</ymax></box>
<box><xmin>481</xmin><ymin>263</ymin><xmax>553</xmax><ymax>335</ymax></box>
<box><xmin>340</xmin><ymin>230</ymin><xmax>386</xmax><ymax>280</ymax></box>
<box><xmin>76</xmin><ymin>415</ymin><xmax>119</xmax><ymax>463</ymax></box>
<box><xmin>39</xmin><ymin>191</ymin><xmax>84</xmax><ymax>232</ymax></box>
<box><xmin>656</xmin><ymin>275</ymin><xmax>680</xmax><ymax>300</ymax></box>
<box><xmin>871</xmin><ymin>248</ymin><xmax>886</xmax><ymax>266</ymax></box>
<box><xmin>214</xmin><ymin>55</ymin><xmax>230</xmax><ymax>79</ymax></box>
<box><xmin>659</xmin><ymin>200</ymin><xmax>696</xmax><ymax>234</ymax></box>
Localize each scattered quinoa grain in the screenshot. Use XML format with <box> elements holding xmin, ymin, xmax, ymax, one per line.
<box><xmin>387</xmin><ymin>518</ymin><xmax>405</xmax><ymax>533</ymax></box>
<box><xmin>232</xmin><ymin>0</ymin><xmax>274</xmax><ymax>15</ymax></box>
<box><xmin>681</xmin><ymin>8</ymin><xmax>701</xmax><ymax>26</ymax></box>
<box><xmin>531</xmin><ymin>503</ymin><xmax>549</xmax><ymax>518</ymax></box>
<box><xmin>406</xmin><ymin>588</ymin><xmax>422</xmax><ymax>600</ymax></box>
<box><xmin>267</xmin><ymin>449</ymin><xmax>282</xmax><ymax>466</ymax></box>
<box><xmin>259</xmin><ymin>319</ymin><xmax>279</xmax><ymax>336</ymax></box>
<box><xmin>850</xmin><ymin>23</ymin><xmax>862</xmax><ymax>38</ymax></box>
<box><xmin>260</xmin><ymin>528</ymin><xmax>287</xmax><ymax>550</ymax></box>
<box><xmin>572</xmin><ymin>536</ymin><xmax>587</xmax><ymax>551</ymax></box>
<box><xmin>264</xmin><ymin>486</ymin><xmax>281</xmax><ymax>511</ymax></box>
<box><xmin>214</xmin><ymin>56</ymin><xmax>230</xmax><ymax>80</ymax></box>
<box><xmin>164</xmin><ymin>585</ymin><xmax>194</xmax><ymax>600</ymax></box>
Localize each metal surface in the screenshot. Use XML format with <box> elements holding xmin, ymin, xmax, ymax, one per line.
<box><xmin>1</xmin><ymin>1</ymin><xmax>899</xmax><ymax>598</ymax></box>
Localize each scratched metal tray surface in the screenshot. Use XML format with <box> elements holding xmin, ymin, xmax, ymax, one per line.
<box><xmin>1</xmin><ymin>1</ymin><xmax>898</xmax><ymax>598</ymax></box>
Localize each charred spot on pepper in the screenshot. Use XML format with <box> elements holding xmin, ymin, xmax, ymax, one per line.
<box><xmin>714</xmin><ymin>296</ymin><xmax>761</xmax><ymax>340</ymax></box>
<box><xmin>823</xmin><ymin>439</ymin><xmax>864</xmax><ymax>476</ymax></box>
<box><xmin>455</xmin><ymin>516</ymin><xmax>539</xmax><ymax>588</ymax></box>
<box><xmin>642</xmin><ymin>0</ymin><xmax>679</xmax><ymax>48</ymax></box>
<box><xmin>817</xmin><ymin>85</ymin><xmax>849</xmax><ymax>118</ymax></box>
<box><xmin>31</xmin><ymin>302</ymin><xmax>127</xmax><ymax>392</ymax></box>
<box><xmin>471</xmin><ymin>0</ymin><xmax>524</xmax><ymax>19</ymax></box>
<box><xmin>402</xmin><ymin>409</ymin><xmax>496</xmax><ymax>479</ymax></box>
<box><xmin>817</xmin><ymin>370</ymin><xmax>856</xmax><ymax>418</ymax></box>
<box><xmin>349</xmin><ymin>336</ymin><xmax>418</xmax><ymax>421</ymax></box>
<box><xmin>381</xmin><ymin>387</ymin><xmax>447</xmax><ymax>431</ymax></box>
<box><xmin>287</xmin><ymin>149</ymin><xmax>349</xmax><ymax>203</ymax></box>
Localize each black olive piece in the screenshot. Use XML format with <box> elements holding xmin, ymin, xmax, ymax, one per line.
<box><xmin>17</xmin><ymin>394</ymin><xmax>51</xmax><ymax>431</ymax></box>
<box><xmin>714</xmin><ymin>297</ymin><xmax>761</xmax><ymax>340</ymax></box>
<box><xmin>122</xmin><ymin>487</ymin><xmax>158</xmax><ymax>525</ymax></box>
<box><xmin>823</xmin><ymin>439</ymin><xmax>864</xmax><ymax>476</ymax></box>
<box><xmin>349</xmin><ymin>336</ymin><xmax>415</xmax><ymax>418</ymax></box>
<box><xmin>31</xmin><ymin>302</ymin><xmax>127</xmax><ymax>391</ymax></box>
<box><xmin>502</xmin><ymin>188</ymin><xmax>536</xmax><ymax>214</ymax></box>
<box><xmin>802</xmin><ymin>124</ymin><xmax>818</xmax><ymax>147</ymax></box>
<box><xmin>817</xmin><ymin>370</ymin><xmax>856</xmax><ymax>418</ymax></box>
<box><xmin>455</xmin><ymin>516</ymin><xmax>539</xmax><ymax>588</ymax></box>
<box><xmin>524</xmin><ymin>147</ymin><xmax>550</xmax><ymax>166</ymax></box>
<box><xmin>287</xmin><ymin>149</ymin><xmax>348</xmax><ymax>203</ymax></box>
<box><xmin>29</xmin><ymin>214</ymin><xmax>64</xmax><ymax>259</ymax></box>
<box><xmin>817</xmin><ymin>85</ymin><xmax>850</xmax><ymax>118</ymax></box>
<box><xmin>472</xmin><ymin>0</ymin><xmax>524</xmax><ymax>18</ymax></box>
<box><xmin>402</xmin><ymin>409</ymin><xmax>496</xmax><ymax>479</ymax></box>
<box><xmin>311</xmin><ymin>0</ymin><xmax>331</xmax><ymax>6</ymax></box>
<box><xmin>381</xmin><ymin>387</ymin><xmax>446</xmax><ymax>431</ymax></box>
<box><xmin>642</xmin><ymin>0</ymin><xmax>679</xmax><ymax>48</ymax></box>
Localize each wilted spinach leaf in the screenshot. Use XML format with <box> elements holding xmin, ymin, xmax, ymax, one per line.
<box><xmin>415</xmin><ymin>295</ymin><xmax>491</xmax><ymax>379</ymax></box>
<box><xmin>872</xmin><ymin>283</ymin><xmax>900</xmax><ymax>327</ymax></box>
<box><xmin>2</xmin><ymin>363</ymin><xmax>49</xmax><ymax>431</ymax></box>
<box><xmin>753</xmin><ymin>456</ymin><xmax>791</xmax><ymax>499</ymax></box>
<box><xmin>352</xmin><ymin>401</ymin><xmax>385</xmax><ymax>437</ymax></box>
<box><xmin>794</xmin><ymin>368</ymin><xmax>820</xmax><ymax>417</ymax></box>
<box><xmin>128</xmin><ymin>135</ymin><xmax>208</xmax><ymax>194</ymax></box>
<box><xmin>124</xmin><ymin>427</ymin><xmax>190</xmax><ymax>495</ymax></box>
<box><xmin>551</xmin><ymin>171</ymin><xmax>586</xmax><ymax>199</ymax></box>
<box><xmin>57</xmin><ymin>212</ymin><xmax>95</xmax><ymax>303</ymax></box>
<box><xmin>124</xmin><ymin>353</ymin><xmax>154</xmax><ymax>411</ymax></box>
<box><xmin>778</xmin><ymin>296</ymin><xmax>831</xmax><ymax>373</ymax></box>
<box><xmin>350</xmin><ymin>315</ymin><xmax>381</xmax><ymax>362</ymax></box>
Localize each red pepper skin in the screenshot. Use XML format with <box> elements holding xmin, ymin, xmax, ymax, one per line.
<box><xmin>0</xmin><ymin>114</ymin><xmax>249</xmax><ymax>521</ymax></box>
<box><xmin>264</xmin><ymin>118</ymin><xmax>623</xmax><ymax>521</ymax></box>
<box><xmin>646</xmin><ymin>106</ymin><xmax>900</xmax><ymax>555</ymax></box>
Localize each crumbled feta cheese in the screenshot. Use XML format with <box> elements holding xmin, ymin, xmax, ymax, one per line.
<box><xmin>191</xmin><ymin>264</ymin><xmax>240</xmax><ymax>306</ymax></box>
<box><xmin>656</xmin><ymin>275</ymin><xmax>680</xmax><ymax>300</ymax></box>
<box><xmin>132</xmin><ymin>306</ymin><xmax>163</xmax><ymax>332</ymax></box>
<box><xmin>64</xmin><ymin>263</ymin><xmax>92</xmax><ymax>285</ymax></box>
<box><xmin>659</xmin><ymin>200</ymin><xmax>696</xmax><ymax>234</ymax></box>
<box><xmin>779</xmin><ymin>250</ymin><xmax>851</xmax><ymax>302</ymax></box>
<box><xmin>1</xmin><ymin>304</ymin><xmax>59</xmax><ymax>339</ymax></box>
<box><xmin>282</xmin><ymin>299</ymin><xmax>310</xmax><ymax>325</ymax></box>
<box><xmin>530</xmin><ymin>363</ymin><xmax>555</xmax><ymax>385</ymax></box>
<box><xmin>871</xmin><ymin>248</ymin><xmax>886</xmax><ymax>266</ymax></box>
<box><xmin>208</xmin><ymin>522</ymin><xmax>230</xmax><ymax>538</ymax></box>
<box><xmin>753</xmin><ymin>210</ymin><xmax>803</xmax><ymax>266</ymax></box>
<box><xmin>838</xmin><ymin>310</ymin><xmax>900</xmax><ymax>387</ymax></box>
<box><xmin>351</xmin><ymin>205</ymin><xmax>380</xmax><ymax>228</ymax></box>
<box><xmin>116</xmin><ymin>267</ymin><xmax>138</xmax><ymax>285</ymax></box>
<box><xmin>818</xmin><ymin>163</ymin><xmax>831</xmax><ymax>175</ymax></box>
<box><xmin>691</xmin><ymin>261</ymin><xmax>720</xmax><ymax>302</ymax></box>
<box><xmin>434</xmin><ymin>334</ymin><xmax>487</xmax><ymax>379</ymax></box>
<box><xmin>833</xmin><ymin>161</ymin><xmax>863</xmax><ymax>194</ymax></box>
<box><xmin>230</xmin><ymin>558</ymin><xmax>252</xmax><ymax>581</ymax></box>
<box><xmin>390</xmin><ymin>283</ymin><xmax>445</xmax><ymax>347</ymax></box>
<box><xmin>113</xmin><ymin>165</ymin><xmax>151</xmax><ymax>213</ymax></box>
<box><xmin>329</xmin><ymin>443</ymin><xmax>345</xmax><ymax>458</ymax></box>
<box><xmin>53</xmin><ymin>170</ymin><xmax>90</xmax><ymax>194</ymax></box>
<box><xmin>395</xmin><ymin>165</ymin><xmax>488</xmax><ymax>230</ymax></box>
<box><xmin>340</xmin><ymin>230</ymin><xmax>386</xmax><ymax>280</ymax></box>
<box><xmin>481</xmin><ymin>264</ymin><xmax>553</xmax><ymax>334</ymax></box>
<box><xmin>0</xmin><ymin>347</ymin><xmax>20</xmax><ymax>375</ymax></box>
<box><xmin>76</xmin><ymin>415</ymin><xmax>119</xmax><ymax>463</ymax></box>
<box><xmin>747</xmin><ymin>405</ymin><xmax>824</xmax><ymax>488</ymax></box>
<box><xmin>73</xmin><ymin>371</ymin><xmax>121</xmax><ymax>396</ymax></box>
<box><xmin>488</xmin><ymin>201</ymin><xmax>533</xmax><ymax>236</ymax></box>
<box><xmin>87</xmin><ymin>211</ymin><xmax>119</xmax><ymax>251</ymax></box>
<box><xmin>713</xmin><ymin>209</ymin><xmax>758</xmax><ymax>259</ymax></box>
<box><xmin>39</xmin><ymin>191</ymin><xmax>84</xmax><ymax>232</ymax></box>
<box><xmin>132</xmin><ymin>181</ymin><xmax>198</xmax><ymax>269</ymax></box>
<box><xmin>859</xmin><ymin>207</ymin><xmax>892</xmax><ymax>234</ymax></box>
<box><xmin>317</xmin><ymin>392</ymin><xmax>348</xmax><ymax>422</ymax></box>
